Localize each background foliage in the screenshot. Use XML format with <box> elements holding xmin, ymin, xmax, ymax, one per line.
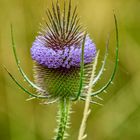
<box><xmin>0</xmin><ymin>0</ymin><xmax>140</xmax><ymax>139</ymax></box>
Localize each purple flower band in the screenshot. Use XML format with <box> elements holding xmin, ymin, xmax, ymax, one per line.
<box><xmin>31</xmin><ymin>35</ymin><xmax>96</xmax><ymax>69</ymax></box>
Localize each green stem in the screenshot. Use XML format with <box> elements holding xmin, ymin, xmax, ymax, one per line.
<box><xmin>55</xmin><ymin>98</ymin><xmax>70</xmax><ymax>140</ymax></box>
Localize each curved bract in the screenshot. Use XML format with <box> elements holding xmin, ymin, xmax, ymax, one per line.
<box><xmin>3</xmin><ymin>66</ymin><xmax>48</xmax><ymax>99</ymax></box>
<box><xmin>10</xmin><ymin>25</ymin><xmax>44</xmax><ymax>92</ymax></box>
<box><xmin>89</xmin><ymin>14</ymin><xmax>119</xmax><ymax>97</ymax></box>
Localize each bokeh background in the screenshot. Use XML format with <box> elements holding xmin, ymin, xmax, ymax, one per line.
<box><xmin>0</xmin><ymin>0</ymin><xmax>140</xmax><ymax>140</ymax></box>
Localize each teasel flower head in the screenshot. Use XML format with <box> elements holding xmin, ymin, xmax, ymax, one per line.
<box><xmin>30</xmin><ymin>0</ymin><xmax>97</xmax><ymax>99</ymax></box>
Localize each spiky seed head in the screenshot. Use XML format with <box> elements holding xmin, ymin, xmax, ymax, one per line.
<box><xmin>31</xmin><ymin>0</ymin><xmax>97</xmax><ymax>99</ymax></box>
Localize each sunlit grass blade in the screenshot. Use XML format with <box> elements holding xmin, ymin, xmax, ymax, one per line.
<box><xmin>92</xmin><ymin>35</ymin><xmax>109</xmax><ymax>85</ymax></box>
<box><xmin>10</xmin><ymin>25</ymin><xmax>44</xmax><ymax>92</ymax></box>
<box><xmin>90</xmin><ymin>14</ymin><xmax>119</xmax><ymax>97</ymax></box>
<box><xmin>3</xmin><ymin>66</ymin><xmax>48</xmax><ymax>99</ymax></box>
<box><xmin>72</xmin><ymin>33</ymin><xmax>86</xmax><ymax>101</ymax></box>
<box><xmin>78</xmin><ymin>51</ymin><xmax>99</xmax><ymax>140</ymax></box>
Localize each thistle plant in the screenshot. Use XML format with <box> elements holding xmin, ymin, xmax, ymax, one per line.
<box><xmin>4</xmin><ymin>0</ymin><xmax>119</xmax><ymax>140</ymax></box>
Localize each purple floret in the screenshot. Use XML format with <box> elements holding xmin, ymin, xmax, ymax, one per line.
<box><xmin>31</xmin><ymin>35</ymin><xmax>96</xmax><ymax>69</ymax></box>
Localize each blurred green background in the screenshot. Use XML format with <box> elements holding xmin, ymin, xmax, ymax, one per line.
<box><xmin>0</xmin><ymin>0</ymin><xmax>140</xmax><ymax>140</ymax></box>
